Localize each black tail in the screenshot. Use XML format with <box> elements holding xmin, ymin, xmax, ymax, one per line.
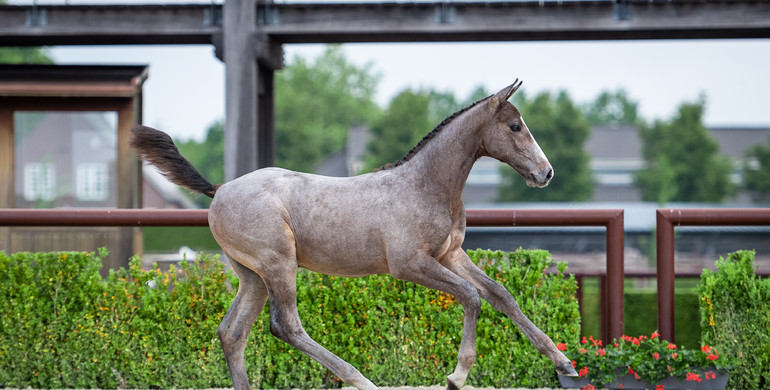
<box><xmin>129</xmin><ymin>125</ymin><xmax>219</xmax><ymax>198</ymax></box>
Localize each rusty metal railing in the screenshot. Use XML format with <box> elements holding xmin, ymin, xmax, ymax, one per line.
<box><xmin>0</xmin><ymin>207</ymin><xmax>625</xmax><ymax>341</ymax></box>
<box><xmin>656</xmin><ymin>208</ymin><xmax>770</xmax><ymax>342</ymax></box>
<box><xmin>466</xmin><ymin>209</ymin><xmax>624</xmax><ymax>342</ymax></box>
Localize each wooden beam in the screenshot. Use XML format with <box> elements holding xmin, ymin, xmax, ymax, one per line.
<box><xmin>258</xmin><ymin>1</ymin><xmax>770</xmax><ymax>43</ymax></box>
<box><xmin>1</xmin><ymin>1</ymin><xmax>769</xmax><ymax>47</ymax></box>
<box><xmin>0</xmin><ymin>4</ymin><xmax>220</xmax><ymax>46</ymax></box>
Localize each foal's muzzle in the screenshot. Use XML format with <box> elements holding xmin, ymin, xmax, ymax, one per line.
<box><xmin>527</xmin><ymin>166</ymin><xmax>554</xmax><ymax>188</ymax></box>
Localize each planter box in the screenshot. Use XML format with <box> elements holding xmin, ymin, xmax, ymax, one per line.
<box><xmin>559</xmin><ymin>368</ymin><xmax>728</xmax><ymax>389</ymax></box>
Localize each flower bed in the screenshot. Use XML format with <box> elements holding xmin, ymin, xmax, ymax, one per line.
<box><xmin>558</xmin><ymin>332</ymin><xmax>732</xmax><ymax>390</ymax></box>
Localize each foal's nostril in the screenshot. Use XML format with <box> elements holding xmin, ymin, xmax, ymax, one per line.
<box><xmin>545</xmin><ymin>168</ymin><xmax>554</xmax><ymax>181</ymax></box>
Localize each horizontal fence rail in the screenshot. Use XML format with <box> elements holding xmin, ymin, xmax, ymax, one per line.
<box><xmin>656</xmin><ymin>208</ymin><xmax>770</xmax><ymax>343</ymax></box>
<box><xmin>0</xmin><ymin>207</ymin><xmax>625</xmax><ymax>341</ymax></box>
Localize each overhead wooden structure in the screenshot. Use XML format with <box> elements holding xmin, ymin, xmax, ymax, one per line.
<box><xmin>1</xmin><ymin>0</ymin><xmax>769</xmax><ymax>179</ymax></box>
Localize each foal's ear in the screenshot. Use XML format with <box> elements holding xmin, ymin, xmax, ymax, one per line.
<box><xmin>490</xmin><ymin>79</ymin><xmax>523</xmax><ymax>110</ymax></box>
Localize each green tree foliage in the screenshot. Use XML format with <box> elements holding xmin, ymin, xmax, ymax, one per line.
<box><xmin>275</xmin><ymin>45</ymin><xmax>380</xmax><ymax>172</ymax></box>
<box><xmin>364</xmin><ymin>89</ymin><xmax>432</xmax><ymax>171</ymax></box>
<box><xmin>743</xmin><ymin>136</ymin><xmax>770</xmax><ymax>203</ymax></box>
<box><xmin>634</xmin><ymin>99</ymin><xmax>735</xmax><ymax>203</ymax></box>
<box><xmin>363</xmin><ymin>86</ymin><xmax>491</xmax><ymax>172</ymax></box>
<box><xmin>583</xmin><ymin>89</ymin><xmax>640</xmax><ymax>126</ymax></box>
<box><xmin>176</xmin><ymin>120</ymin><xmax>224</xmax><ymax>207</ymax></box>
<box><xmin>0</xmin><ymin>47</ymin><xmax>54</xmax><ymax>64</ymax></box>
<box><xmin>497</xmin><ymin>91</ymin><xmax>594</xmax><ymax>202</ymax></box>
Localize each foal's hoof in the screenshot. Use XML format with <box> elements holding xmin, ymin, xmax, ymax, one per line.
<box><xmin>555</xmin><ymin>360</ymin><xmax>578</xmax><ymax>377</ymax></box>
<box><xmin>446</xmin><ymin>379</ymin><xmax>461</xmax><ymax>390</ymax></box>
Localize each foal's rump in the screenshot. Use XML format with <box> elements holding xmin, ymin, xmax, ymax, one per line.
<box><xmin>209</xmin><ymin>167</ymin><xmax>395</xmax><ymax>277</ymax></box>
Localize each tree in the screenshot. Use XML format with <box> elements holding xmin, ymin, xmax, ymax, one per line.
<box><xmin>497</xmin><ymin>91</ymin><xmax>594</xmax><ymax>202</ymax></box>
<box><xmin>176</xmin><ymin>121</ymin><xmax>224</xmax><ymax>207</ymax></box>
<box><xmin>743</xmin><ymin>136</ymin><xmax>770</xmax><ymax>203</ymax></box>
<box><xmin>584</xmin><ymin>89</ymin><xmax>640</xmax><ymax>127</ymax></box>
<box><xmin>364</xmin><ymin>89</ymin><xmax>432</xmax><ymax>171</ymax></box>
<box><xmin>634</xmin><ymin>99</ymin><xmax>735</xmax><ymax>203</ymax></box>
<box><xmin>362</xmin><ymin>86</ymin><xmax>493</xmax><ymax>173</ymax></box>
<box><xmin>275</xmin><ymin>45</ymin><xmax>380</xmax><ymax>172</ymax></box>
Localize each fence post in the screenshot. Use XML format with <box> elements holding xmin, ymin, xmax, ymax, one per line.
<box><xmin>656</xmin><ymin>210</ymin><xmax>676</xmax><ymax>342</ymax></box>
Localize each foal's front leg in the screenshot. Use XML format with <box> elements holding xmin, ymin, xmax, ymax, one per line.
<box><xmin>389</xmin><ymin>251</ymin><xmax>482</xmax><ymax>390</ymax></box>
<box><xmin>442</xmin><ymin>249</ymin><xmax>578</xmax><ymax>377</ymax></box>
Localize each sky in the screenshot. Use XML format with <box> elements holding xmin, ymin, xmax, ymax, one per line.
<box><xmin>11</xmin><ymin>1</ymin><xmax>770</xmax><ymax>142</ymax></box>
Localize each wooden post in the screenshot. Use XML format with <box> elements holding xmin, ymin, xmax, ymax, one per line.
<box><xmin>223</xmin><ymin>0</ymin><xmax>281</xmax><ymax>181</ymax></box>
<box><xmin>223</xmin><ymin>0</ymin><xmax>258</xmax><ymax>181</ymax></box>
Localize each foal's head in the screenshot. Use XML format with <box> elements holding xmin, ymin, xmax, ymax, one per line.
<box><xmin>479</xmin><ymin>80</ymin><xmax>553</xmax><ymax>188</ymax></box>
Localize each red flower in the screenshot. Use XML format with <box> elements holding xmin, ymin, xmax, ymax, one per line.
<box><xmin>579</xmin><ymin>348</ymin><xmax>588</xmax><ymax>354</ymax></box>
<box><xmin>557</xmin><ymin>342</ymin><xmax>567</xmax><ymax>351</ymax></box>
<box><xmin>582</xmin><ymin>385</ymin><xmax>595</xmax><ymax>390</ymax></box>
<box><xmin>667</xmin><ymin>343</ymin><xmax>677</xmax><ymax>350</ymax></box>
<box><xmin>579</xmin><ymin>366</ymin><xmax>590</xmax><ymax>378</ymax></box>
<box><xmin>571</xmin><ymin>360</ymin><xmax>577</xmax><ymax>368</ymax></box>
<box><xmin>701</xmin><ymin>345</ymin><xmax>713</xmax><ymax>353</ymax></box>
<box><xmin>628</xmin><ymin>366</ymin><xmax>635</xmax><ymax>374</ymax></box>
<box><xmin>651</xmin><ymin>331</ymin><xmax>660</xmax><ymax>339</ymax></box>
<box><xmin>707</xmin><ymin>353</ymin><xmax>719</xmax><ymax>361</ymax></box>
<box><xmin>596</xmin><ymin>348</ymin><xmax>606</xmax><ymax>357</ymax></box>
<box><xmin>686</xmin><ymin>372</ymin><xmax>703</xmax><ymax>382</ymax></box>
<box><xmin>614</xmin><ymin>342</ymin><xmax>619</xmax><ymax>348</ymax></box>
<box><xmin>670</xmin><ymin>352</ymin><xmax>679</xmax><ymax>359</ymax></box>
<box><xmin>653</xmin><ymin>352</ymin><xmax>660</xmax><ymax>360</ymax></box>
<box><xmin>582</xmin><ymin>336</ymin><xmax>588</xmax><ymax>344</ymax></box>
<box><xmin>656</xmin><ymin>385</ymin><xmax>665</xmax><ymax>390</ymax></box>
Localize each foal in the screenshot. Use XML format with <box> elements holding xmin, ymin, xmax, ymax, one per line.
<box><xmin>130</xmin><ymin>80</ymin><xmax>577</xmax><ymax>390</ymax></box>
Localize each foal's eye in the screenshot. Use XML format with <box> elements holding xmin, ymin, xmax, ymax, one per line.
<box><xmin>510</xmin><ymin>124</ymin><xmax>522</xmax><ymax>132</ymax></box>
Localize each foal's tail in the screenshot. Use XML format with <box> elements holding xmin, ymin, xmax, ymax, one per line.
<box><xmin>130</xmin><ymin>125</ymin><xmax>219</xmax><ymax>198</ymax></box>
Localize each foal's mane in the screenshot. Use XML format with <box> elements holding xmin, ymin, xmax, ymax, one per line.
<box><xmin>375</xmin><ymin>95</ymin><xmax>492</xmax><ymax>171</ymax></box>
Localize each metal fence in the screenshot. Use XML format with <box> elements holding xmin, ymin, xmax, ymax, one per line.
<box><xmin>655</xmin><ymin>208</ymin><xmax>770</xmax><ymax>342</ymax></box>
<box><xmin>0</xmin><ymin>207</ymin><xmax>625</xmax><ymax>341</ymax></box>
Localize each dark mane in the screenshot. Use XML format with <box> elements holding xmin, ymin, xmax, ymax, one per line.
<box><xmin>375</xmin><ymin>95</ymin><xmax>492</xmax><ymax>171</ymax></box>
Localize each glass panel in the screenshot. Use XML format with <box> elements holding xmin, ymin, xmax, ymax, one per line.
<box><xmin>14</xmin><ymin>111</ymin><xmax>118</xmax><ymax>208</ymax></box>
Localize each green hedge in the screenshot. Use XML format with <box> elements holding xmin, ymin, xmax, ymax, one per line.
<box><xmin>581</xmin><ymin>286</ymin><xmax>701</xmax><ymax>349</ymax></box>
<box><xmin>698</xmin><ymin>250</ymin><xmax>770</xmax><ymax>389</ymax></box>
<box><xmin>0</xmin><ymin>248</ymin><xmax>580</xmax><ymax>389</ymax></box>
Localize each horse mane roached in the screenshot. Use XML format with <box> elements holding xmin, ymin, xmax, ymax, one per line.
<box><xmin>129</xmin><ymin>125</ymin><xmax>219</xmax><ymax>198</ymax></box>
<box><xmin>375</xmin><ymin>95</ymin><xmax>492</xmax><ymax>172</ymax></box>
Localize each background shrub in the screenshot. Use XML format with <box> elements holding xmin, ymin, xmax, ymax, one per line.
<box><xmin>0</xmin><ymin>248</ymin><xmax>579</xmax><ymax>388</ymax></box>
<box><xmin>698</xmin><ymin>250</ymin><xmax>770</xmax><ymax>389</ymax></box>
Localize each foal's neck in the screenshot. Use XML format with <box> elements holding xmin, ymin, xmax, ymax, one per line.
<box><xmin>399</xmin><ymin>109</ymin><xmax>483</xmax><ymax>205</ymax></box>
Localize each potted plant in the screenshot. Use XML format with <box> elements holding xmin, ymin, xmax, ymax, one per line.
<box><xmin>558</xmin><ymin>332</ymin><xmax>732</xmax><ymax>390</ymax></box>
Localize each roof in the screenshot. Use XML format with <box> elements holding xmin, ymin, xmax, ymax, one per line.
<box><xmin>0</xmin><ymin>64</ymin><xmax>148</xmax><ymax>98</ymax></box>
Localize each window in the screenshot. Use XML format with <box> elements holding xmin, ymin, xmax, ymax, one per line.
<box><xmin>23</xmin><ymin>162</ymin><xmax>56</xmax><ymax>202</ymax></box>
<box><xmin>14</xmin><ymin>111</ymin><xmax>117</xmax><ymax>207</ymax></box>
<box><xmin>76</xmin><ymin>163</ymin><xmax>109</xmax><ymax>201</ymax></box>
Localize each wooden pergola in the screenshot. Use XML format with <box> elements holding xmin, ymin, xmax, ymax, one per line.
<box><xmin>1</xmin><ymin>0</ymin><xmax>768</xmax><ymax>180</ymax></box>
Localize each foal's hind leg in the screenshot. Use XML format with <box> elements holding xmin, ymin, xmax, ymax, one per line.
<box><xmin>218</xmin><ymin>256</ymin><xmax>269</xmax><ymax>390</ymax></box>
<box><xmin>265</xmin><ymin>268</ymin><xmax>377</xmax><ymax>390</ymax></box>
<box><xmin>442</xmin><ymin>249</ymin><xmax>578</xmax><ymax>377</ymax></box>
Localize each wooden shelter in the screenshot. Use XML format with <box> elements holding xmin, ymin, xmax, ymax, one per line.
<box><xmin>0</xmin><ymin>64</ymin><xmax>148</xmax><ymax>270</ymax></box>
